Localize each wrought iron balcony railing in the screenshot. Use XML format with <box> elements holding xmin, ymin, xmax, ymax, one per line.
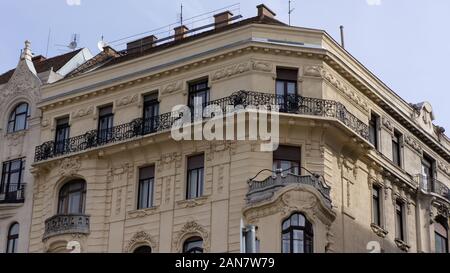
<box><xmin>417</xmin><ymin>175</ymin><xmax>450</xmax><ymax>201</ymax></box>
<box><xmin>246</xmin><ymin>172</ymin><xmax>332</xmax><ymax>208</ymax></box>
<box><xmin>35</xmin><ymin>90</ymin><xmax>369</xmax><ymax>162</ymax></box>
<box><xmin>43</xmin><ymin>214</ymin><xmax>90</xmax><ymax>240</ymax></box>
<box><xmin>0</xmin><ymin>183</ymin><xmax>25</xmax><ymax>204</ymax></box>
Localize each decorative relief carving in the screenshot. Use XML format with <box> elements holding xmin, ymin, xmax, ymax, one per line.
<box><xmin>211</xmin><ymin>62</ymin><xmax>251</xmax><ymax>81</ymax></box>
<box><xmin>128</xmin><ymin>207</ymin><xmax>158</xmax><ymax>219</ymax></box>
<box><xmin>217</xmin><ymin>165</ymin><xmax>225</xmax><ymax>194</ymax></box>
<box><xmin>58</xmin><ymin>157</ymin><xmax>81</xmax><ymax>177</ymax></box>
<box><xmin>157</xmin><ymin>152</ymin><xmax>182</xmax><ymax>172</ymax></box>
<box><xmin>115</xmin><ymin>189</ymin><xmax>122</xmax><ymax>215</ymax></box>
<box><xmin>251</xmin><ymin>61</ymin><xmax>273</xmax><ymax>72</ymax></box>
<box><xmin>370</xmin><ymin>223</ymin><xmax>388</xmax><ymax>238</ymax></box>
<box><xmin>394</xmin><ymin>239</ymin><xmax>410</xmax><ymax>252</ymax></box>
<box><xmin>5</xmin><ymin>130</ymin><xmax>26</xmax><ymax>146</ymax></box>
<box><xmin>404</xmin><ymin>135</ymin><xmax>423</xmax><ymax>154</ymax></box>
<box><xmin>164</xmin><ymin>177</ymin><xmax>172</xmax><ymax>204</ymax></box>
<box><xmin>72</xmin><ymin>106</ymin><xmax>94</xmax><ymax>119</ymax></box>
<box><xmin>382</xmin><ymin>116</ymin><xmax>394</xmax><ymax>133</ymax></box>
<box><xmin>115</xmin><ymin>94</ymin><xmax>138</xmax><ymax>108</ymax></box>
<box><xmin>161</xmin><ymin>81</ymin><xmax>183</xmax><ymax>96</ymax></box>
<box><xmin>438</xmin><ymin>161</ymin><xmax>450</xmax><ymax>177</ymax></box>
<box><xmin>173</xmin><ymin>221</ymin><xmax>210</xmax><ymax>253</ymax></box>
<box><xmin>107</xmin><ymin>162</ymin><xmax>134</xmax><ymax>182</ymax></box>
<box><xmin>126</xmin><ymin>231</ymin><xmax>157</xmax><ymax>253</ymax></box>
<box><xmin>304</xmin><ymin>65</ymin><xmax>369</xmax><ymax>113</ymax></box>
<box><xmin>176</xmin><ymin>196</ymin><xmax>208</xmax><ymax>208</ymax></box>
<box><xmin>41</xmin><ymin>118</ymin><xmax>50</xmax><ymax>127</ymax></box>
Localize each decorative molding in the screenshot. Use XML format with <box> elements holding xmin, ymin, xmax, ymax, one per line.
<box><xmin>127</xmin><ymin>207</ymin><xmax>158</xmax><ymax>219</ymax></box>
<box><xmin>71</xmin><ymin>106</ymin><xmax>94</xmax><ymax>119</ymax></box>
<box><xmin>370</xmin><ymin>223</ymin><xmax>388</xmax><ymax>238</ymax></box>
<box><xmin>161</xmin><ymin>81</ymin><xmax>183</xmax><ymax>96</ymax></box>
<box><xmin>156</xmin><ymin>152</ymin><xmax>182</xmax><ymax>172</ymax></box>
<box><xmin>173</xmin><ymin>221</ymin><xmax>210</xmax><ymax>253</ymax></box>
<box><xmin>125</xmin><ymin>231</ymin><xmax>158</xmax><ymax>253</ymax></box>
<box><xmin>41</xmin><ymin>118</ymin><xmax>50</xmax><ymax>128</ymax></box>
<box><xmin>438</xmin><ymin>161</ymin><xmax>450</xmax><ymax>177</ymax></box>
<box><xmin>176</xmin><ymin>196</ymin><xmax>209</xmax><ymax>208</ymax></box>
<box><xmin>303</xmin><ymin>65</ymin><xmax>323</xmax><ymax>77</ymax></box>
<box><xmin>404</xmin><ymin>135</ymin><xmax>423</xmax><ymax>155</ymax></box>
<box><xmin>58</xmin><ymin>157</ymin><xmax>81</xmax><ymax>177</ymax></box>
<box><xmin>115</xmin><ymin>94</ymin><xmax>138</xmax><ymax>108</ymax></box>
<box><xmin>211</xmin><ymin>62</ymin><xmax>251</xmax><ymax>82</ymax></box>
<box><xmin>5</xmin><ymin>130</ymin><xmax>27</xmax><ymax>146</ymax></box>
<box><xmin>394</xmin><ymin>238</ymin><xmax>410</xmax><ymax>252</ymax></box>
<box><xmin>382</xmin><ymin>116</ymin><xmax>394</xmax><ymax>133</ymax></box>
<box><xmin>107</xmin><ymin>162</ymin><xmax>134</xmax><ymax>182</ymax></box>
<box><xmin>251</xmin><ymin>60</ymin><xmax>273</xmax><ymax>73</ymax></box>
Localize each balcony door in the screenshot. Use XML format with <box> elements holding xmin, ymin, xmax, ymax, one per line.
<box><xmin>58</xmin><ymin>180</ymin><xmax>86</xmax><ymax>215</ymax></box>
<box><xmin>421</xmin><ymin>155</ymin><xmax>434</xmax><ymax>192</ymax></box>
<box><xmin>54</xmin><ymin>117</ymin><xmax>70</xmax><ymax>154</ymax></box>
<box><xmin>98</xmin><ymin>105</ymin><xmax>114</xmax><ymax>144</ymax></box>
<box><xmin>0</xmin><ymin>159</ymin><xmax>25</xmax><ymax>203</ymax></box>
<box><xmin>188</xmin><ymin>80</ymin><xmax>209</xmax><ymax>120</ymax></box>
<box><xmin>143</xmin><ymin>93</ymin><xmax>159</xmax><ymax>134</ymax></box>
<box><xmin>276</xmin><ymin>68</ymin><xmax>298</xmax><ymax>112</ymax></box>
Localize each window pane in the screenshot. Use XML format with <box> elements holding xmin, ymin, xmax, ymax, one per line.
<box><xmin>15</xmin><ymin>115</ymin><xmax>26</xmax><ymax>131</ymax></box>
<box><xmin>68</xmin><ymin>192</ymin><xmax>81</xmax><ymax>214</ymax></box>
<box><xmin>282</xmin><ymin>239</ymin><xmax>290</xmax><ymax>253</ymax></box>
<box><xmin>293</xmin><ymin>238</ymin><xmax>304</xmax><ymax>253</ymax></box>
<box><xmin>287</xmin><ymin>82</ymin><xmax>296</xmax><ymax>94</ymax></box>
<box><xmin>17</xmin><ymin>103</ymin><xmax>28</xmax><ymax>113</ymax></box>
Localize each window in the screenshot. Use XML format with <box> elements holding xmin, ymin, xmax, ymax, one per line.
<box><xmin>273</xmin><ymin>145</ymin><xmax>301</xmax><ymax>175</ymax></box>
<box><xmin>98</xmin><ymin>105</ymin><xmax>114</xmax><ymax>143</ymax></box>
<box><xmin>1</xmin><ymin>159</ymin><xmax>25</xmax><ymax>199</ymax></box>
<box><xmin>435</xmin><ymin>221</ymin><xmax>448</xmax><ymax>253</ymax></box>
<box><xmin>58</xmin><ymin>180</ymin><xmax>86</xmax><ymax>214</ymax></box>
<box><xmin>143</xmin><ymin>93</ymin><xmax>159</xmax><ymax>134</ymax></box>
<box><xmin>188</xmin><ymin>80</ymin><xmax>209</xmax><ymax>119</ymax></box>
<box><xmin>372</xmin><ymin>185</ymin><xmax>382</xmax><ymax>227</ymax></box>
<box><xmin>395</xmin><ymin>200</ymin><xmax>405</xmax><ymax>241</ymax></box>
<box><xmin>275</xmin><ymin>68</ymin><xmax>298</xmax><ymax>112</ymax></box>
<box><xmin>183</xmin><ymin>236</ymin><xmax>203</xmax><ymax>253</ymax></box>
<box><xmin>54</xmin><ymin>117</ymin><xmax>70</xmax><ymax>154</ymax></box>
<box><xmin>7</xmin><ymin>103</ymin><xmax>30</xmax><ymax>133</ymax></box>
<box><xmin>421</xmin><ymin>155</ymin><xmax>435</xmax><ymax>192</ymax></box>
<box><xmin>137</xmin><ymin>166</ymin><xmax>155</xmax><ymax>209</ymax></box>
<box><xmin>392</xmin><ymin>130</ymin><xmax>402</xmax><ymax>167</ymax></box>
<box><xmin>369</xmin><ymin>113</ymin><xmax>380</xmax><ymax>150</ymax></box>
<box><xmin>281</xmin><ymin>212</ymin><xmax>313</xmax><ymax>253</ymax></box>
<box><xmin>186</xmin><ymin>154</ymin><xmax>204</xmax><ymax>200</ymax></box>
<box><xmin>6</xmin><ymin>222</ymin><xmax>19</xmax><ymax>253</ymax></box>
<box><xmin>133</xmin><ymin>245</ymin><xmax>152</xmax><ymax>253</ymax></box>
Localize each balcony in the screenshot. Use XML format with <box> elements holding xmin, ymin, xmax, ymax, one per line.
<box><xmin>246</xmin><ymin>172</ymin><xmax>332</xmax><ymax>208</ymax></box>
<box><xmin>35</xmin><ymin>90</ymin><xmax>369</xmax><ymax>162</ymax></box>
<box><xmin>417</xmin><ymin>175</ymin><xmax>450</xmax><ymax>202</ymax></box>
<box><xmin>0</xmin><ymin>183</ymin><xmax>25</xmax><ymax>204</ymax></box>
<box><xmin>43</xmin><ymin>214</ymin><xmax>90</xmax><ymax>240</ymax></box>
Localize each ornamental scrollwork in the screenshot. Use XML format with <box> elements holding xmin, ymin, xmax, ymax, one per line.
<box><xmin>404</xmin><ymin>135</ymin><xmax>423</xmax><ymax>155</ymax></box>
<box><xmin>211</xmin><ymin>62</ymin><xmax>251</xmax><ymax>82</ymax></box>
<box><xmin>58</xmin><ymin>157</ymin><xmax>81</xmax><ymax>177</ymax></box>
<box><xmin>125</xmin><ymin>231</ymin><xmax>158</xmax><ymax>253</ymax></box>
<box><xmin>172</xmin><ymin>221</ymin><xmax>210</xmax><ymax>253</ymax></box>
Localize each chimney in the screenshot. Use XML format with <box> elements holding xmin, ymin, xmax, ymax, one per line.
<box><xmin>127</xmin><ymin>35</ymin><xmax>157</xmax><ymax>54</ymax></box>
<box><xmin>174</xmin><ymin>25</ymin><xmax>189</xmax><ymax>41</ymax></box>
<box><xmin>214</xmin><ymin>11</ymin><xmax>233</xmax><ymax>29</ymax></box>
<box><xmin>21</xmin><ymin>40</ymin><xmax>33</xmax><ymax>61</ymax></box>
<box><xmin>257</xmin><ymin>4</ymin><xmax>276</xmax><ymax>19</ymax></box>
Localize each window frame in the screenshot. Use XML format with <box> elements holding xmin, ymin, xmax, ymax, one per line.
<box><xmin>372</xmin><ymin>185</ymin><xmax>382</xmax><ymax>227</ymax></box>
<box><xmin>186</xmin><ymin>154</ymin><xmax>205</xmax><ymax>200</ymax></box>
<box><xmin>434</xmin><ymin>221</ymin><xmax>449</xmax><ymax>253</ymax></box>
<box><xmin>137</xmin><ymin>165</ymin><xmax>155</xmax><ymax>210</ymax></box>
<box><xmin>395</xmin><ymin>199</ymin><xmax>406</xmax><ymax>242</ymax></box>
<box><xmin>183</xmin><ymin>236</ymin><xmax>204</xmax><ymax>253</ymax></box>
<box><xmin>6</xmin><ymin>222</ymin><xmax>19</xmax><ymax>253</ymax></box>
<box><xmin>273</xmin><ymin>145</ymin><xmax>301</xmax><ymax>176</ymax></box>
<box><xmin>143</xmin><ymin>93</ymin><xmax>160</xmax><ymax>134</ymax></box>
<box><xmin>188</xmin><ymin>79</ymin><xmax>210</xmax><ymax>110</ymax></box>
<box><xmin>392</xmin><ymin>130</ymin><xmax>402</xmax><ymax>167</ymax></box>
<box><xmin>281</xmin><ymin>212</ymin><xmax>314</xmax><ymax>253</ymax></box>
<box><xmin>7</xmin><ymin>102</ymin><xmax>30</xmax><ymax>133</ymax></box>
<box><xmin>97</xmin><ymin>105</ymin><xmax>114</xmax><ymax>143</ymax></box>
<box><xmin>369</xmin><ymin>112</ymin><xmax>380</xmax><ymax>150</ymax></box>
<box><xmin>58</xmin><ymin>180</ymin><xmax>87</xmax><ymax>215</ymax></box>
<box><xmin>0</xmin><ymin>158</ymin><xmax>25</xmax><ymax>196</ymax></box>
<box><xmin>54</xmin><ymin>117</ymin><xmax>71</xmax><ymax>154</ymax></box>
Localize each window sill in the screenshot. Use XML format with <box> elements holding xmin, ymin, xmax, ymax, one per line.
<box><xmin>394</xmin><ymin>238</ymin><xmax>410</xmax><ymax>252</ymax></box>
<box><xmin>177</xmin><ymin>196</ymin><xmax>209</xmax><ymax>208</ymax></box>
<box><xmin>5</xmin><ymin>129</ymin><xmax>28</xmax><ymax>138</ymax></box>
<box><xmin>127</xmin><ymin>206</ymin><xmax>159</xmax><ymax>219</ymax></box>
<box><xmin>370</xmin><ymin>223</ymin><xmax>388</xmax><ymax>238</ymax></box>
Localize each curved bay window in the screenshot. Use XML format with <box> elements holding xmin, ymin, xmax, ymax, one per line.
<box><xmin>6</xmin><ymin>222</ymin><xmax>19</xmax><ymax>253</ymax></box>
<box><xmin>282</xmin><ymin>212</ymin><xmax>313</xmax><ymax>253</ymax></box>
<box><xmin>7</xmin><ymin>102</ymin><xmax>30</xmax><ymax>133</ymax></box>
<box><xmin>183</xmin><ymin>236</ymin><xmax>203</xmax><ymax>253</ymax></box>
<box><xmin>435</xmin><ymin>219</ymin><xmax>448</xmax><ymax>253</ymax></box>
<box><xmin>133</xmin><ymin>245</ymin><xmax>152</xmax><ymax>253</ymax></box>
<box><xmin>58</xmin><ymin>180</ymin><xmax>86</xmax><ymax>214</ymax></box>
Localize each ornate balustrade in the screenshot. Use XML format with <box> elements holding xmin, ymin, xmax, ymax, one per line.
<box><xmin>35</xmin><ymin>90</ymin><xmax>369</xmax><ymax>162</ymax></box>
<box><xmin>417</xmin><ymin>175</ymin><xmax>450</xmax><ymax>201</ymax></box>
<box><xmin>43</xmin><ymin>214</ymin><xmax>90</xmax><ymax>240</ymax></box>
<box><xmin>0</xmin><ymin>183</ymin><xmax>25</xmax><ymax>204</ymax></box>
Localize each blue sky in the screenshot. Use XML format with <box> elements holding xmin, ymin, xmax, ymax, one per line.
<box><xmin>1</xmin><ymin>0</ymin><xmax>449</xmax><ymax>130</ymax></box>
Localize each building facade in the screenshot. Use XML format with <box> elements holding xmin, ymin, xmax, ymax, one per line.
<box><xmin>0</xmin><ymin>42</ymin><xmax>92</xmax><ymax>253</ymax></box>
<box><xmin>25</xmin><ymin>5</ymin><xmax>450</xmax><ymax>253</ymax></box>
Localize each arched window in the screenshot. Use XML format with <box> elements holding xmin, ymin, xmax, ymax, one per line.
<box><xmin>183</xmin><ymin>236</ymin><xmax>203</xmax><ymax>253</ymax></box>
<box><xmin>281</xmin><ymin>212</ymin><xmax>313</xmax><ymax>253</ymax></box>
<box><xmin>6</xmin><ymin>222</ymin><xmax>19</xmax><ymax>253</ymax></box>
<box><xmin>133</xmin><ymin>245</ymin><xmax>152</xmax><ymax>253</ymax></box>
<box><xmin>435</xmin><ymin>220</ymin><xmax>448</xmax><ymax>253</ymax></box>
<box><xmin>58</xmin><ymin>180</ymin><xmax>86</xmax><ymax>214</ymax></box>
<box><xmin>7</xmin><ymin>103</ymin><xmax>30</xmax><ymax>133</ymax></box>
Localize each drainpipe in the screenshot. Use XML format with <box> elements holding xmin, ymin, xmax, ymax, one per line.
<box><xmin>415</xmin><ymin>194</ymin><xmax>423</xmax><ymax>252</ymax></box>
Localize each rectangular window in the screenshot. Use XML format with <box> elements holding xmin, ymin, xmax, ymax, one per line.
<box><xmin>54</xmin><ymin>117</ymin><xmax>70</xmax><ymax>154</ymax></box>
<box><xmin>137</xmin><ymin>166</ymin><xmax>155</xmax><ymax>209</ymax></box>
<box><xmin>395</xmin><ymin>200</ymin><xmax>405</xmax><ymax>241</ymax></box>
<box><xmin>0</xmin><ymin>159</ymin><xmax>25</xmax><ymax>198</ymax></box>
<box><xmin>98</xmin><ymin>105</ymin><xmax>114</xmax><ymax>143</ymax></box>
<box><xmin>273</xmin><ymin>145</ymin><xmax>301</xmax><ymax>175</ymax></box>
<box><xmin>372</xmin><ymin>186</ymin><xmax>381</xmax><ymax>226</ymax></box>
<box><xmin>369</xmin><ymin>113</ymin><xmax>379</xmax><ymax>150</ymax></box>
<box><xmin>276</xmin><ymin>68</ymin><xmax>298</xmax><ymax>112</ymax></box>
<box><xmin>143</xmin><ymin>93</ymin><xmax>159</xmax><ymax>134</ymax></box>
<box><xmin>186</xmin><ymin>154</ymin><xmax>205</xmax><ymax>200</ymax></box>
<box><xmin>392</xmin><ymin>130</ymin><xmax>402</xmax><ymax>167</ymax></box>
<box><xmin>421</xmin><ymin>155</ymin><xmax>435</xmax><ymax>192</ymax></box>
<box><xmin>188</xmin><ymin>79</ymin><xmax>209</xmax><ymax>110</ymax></box>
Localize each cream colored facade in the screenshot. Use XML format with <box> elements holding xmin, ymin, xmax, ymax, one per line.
<box><xmin>27</xmin><ymin>5</ymin><xmax>450</xmax><ymax>253</ymax></box>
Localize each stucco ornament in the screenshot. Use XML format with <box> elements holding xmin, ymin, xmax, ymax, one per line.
<box><xmin>58</xmin><ymin>157</ymin><xmax>81</xmax><ymax>177</ymax></box>
<box><xmin>173</xmin><ymin>221</ymin><xmax>210</xmax><ymax>253</ymax></box>
<box><xmin>72</xmin><ymin>105</ymin><xmax>94</xmax><ymax>119</ymax></box>
<box><xmin>126</xmin><ymin>231</ymin><xmax>158</xmax><ymax>253</ymax></box>
<box><xmin>404</xmin><ymin>135</ymin><xmax>423</xmax><ymax>155</ymax></box>
<box><xmin>115</xmin><ymin>94</ymin><xmax>138</xmax><ymax>107</ymax></box>
<box><xmin>211</xmin><ymin>62</ymin><xmax>251</xmax><ymax>81</ymax></box>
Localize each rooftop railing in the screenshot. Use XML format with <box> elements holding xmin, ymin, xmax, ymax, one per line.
<box><xmin>35</xmin><ymin>90</ymin><xmax>369</xmax><ymax>162</ymax></box>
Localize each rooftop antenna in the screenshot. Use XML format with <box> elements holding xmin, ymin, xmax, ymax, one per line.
<box><xmin>340</xmin><ymin>25</ymin><xmax>345</xmax><ymax>48</ymax></box>
<box><xmin>56</xmin><ymin>33</ymin><xmax>80</xmax><ymax>51</ymax></box>
<box><xmin>288</xmin><ymin>0</ymin><xmax>295</xmax><ymax>26</ymax></box>
<box><xmin>45</xmin><ymin>28</ymin><xmax>51</xmax><ymax>57</ymax></box>
<box><xmin>177</xmin><ymin>3</ymin><xmax>184</xmax><ymax>26</ymax></box>
<box><xmin>97</xmin><ymin>35</ymin><xmax>108</xmax><ymax>52</ymax></box>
